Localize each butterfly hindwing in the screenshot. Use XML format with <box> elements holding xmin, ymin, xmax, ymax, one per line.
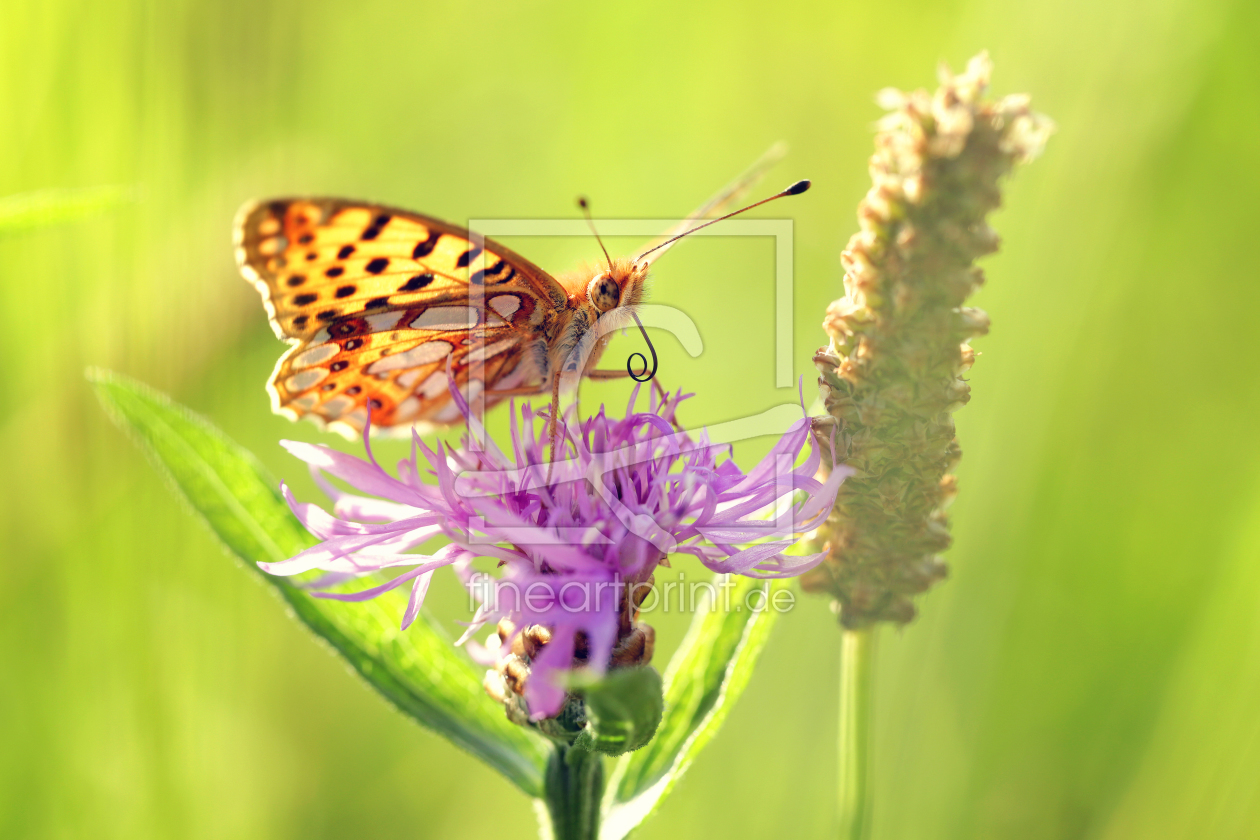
<box><xmin>272</xmin><ymin>318</ymin><xmax>538</xmax><ymax>433</ymax></box>
<box><xmin>235</xmin><ymin>198</ymin><xmax>563</xmax><ymax>434</ymax></box>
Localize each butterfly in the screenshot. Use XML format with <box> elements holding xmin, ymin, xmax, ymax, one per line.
<box><xmin>235</xmin><ymin>149</ymin><xmax>807</xmax><ymax>440</ymax></box>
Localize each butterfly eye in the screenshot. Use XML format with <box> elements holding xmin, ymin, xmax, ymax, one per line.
<box><xmin>587</xmin><ymin>273</ymin><xmax>621</xmax><ymax>313</ymax></box>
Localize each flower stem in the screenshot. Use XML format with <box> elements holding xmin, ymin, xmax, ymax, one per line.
<box><xmin>543</xmin><ymin>744</ymin><xmax>604</xmax><ymax>840</ymax></box>
<box><xmin>838</xmin><ymin>628</ymin><xmax>875</xmax><ymax>840</ymax></box>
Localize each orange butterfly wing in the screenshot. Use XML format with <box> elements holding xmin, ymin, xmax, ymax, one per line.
<box><xmin>235</xmin><ymin>198</ymin><xmax>569</xmax><ymax>435</ymax></box>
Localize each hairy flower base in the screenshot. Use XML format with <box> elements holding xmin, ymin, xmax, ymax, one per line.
<box><xmin>484</xmin><ymin>579</ymin><xmax>657</xmax><ymax>736</ymax></box>
<box><xmin>265</xmin><ymin>385</ymin><xmax>847</xmax><ymax>718</ymax></box>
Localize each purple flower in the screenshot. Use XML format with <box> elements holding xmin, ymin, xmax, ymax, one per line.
<box><xmin>263</xmin><ymin>386</ymin><xmax>849</xmax><ymax>718</ymax></box>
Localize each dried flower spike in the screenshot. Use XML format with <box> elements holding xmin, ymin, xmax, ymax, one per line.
<box><xmin>803</xmin><ymin>52</ymin><xmax>1053</xmax><ymax>628</ymax></box>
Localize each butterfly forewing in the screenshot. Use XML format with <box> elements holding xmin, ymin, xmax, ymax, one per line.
<box><xmin>235</xmin><ymin>198</ymin><xmax>565</xmax><ymax>434</ymax></box>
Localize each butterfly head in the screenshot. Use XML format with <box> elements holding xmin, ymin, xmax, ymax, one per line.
<box><xmin>586</xmin><ymin>257</ymin><xmax>648</xmax><ymax>314</ymax></box>
<box><xmin>576</xmin><ymin>197</ymin><xmax>648</xmax><ymax>316</ymax></box>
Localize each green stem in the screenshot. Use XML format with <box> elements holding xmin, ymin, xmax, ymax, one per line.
<box><xmin>838</xmin><ymin>628</ymin><xmax>875</xmax><ymax>840</ymax></box>
<box><xmin>543</xmin><ymin>744</ymin><xmax>604</xmax><ymax>840</ymax></box>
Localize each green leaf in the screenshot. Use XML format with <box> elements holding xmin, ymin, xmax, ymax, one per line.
<box><xmin>600</xmin><ymin>575</ymin><xmax>786</xmax><ymax>839</ymax></box>
<box><xmin>88</xmin><ymin>369</ymin><xmax>548</xmax><ymax>796</ymax></box>
<box><xmin>570</xmin><ymin>667</ymin><xmax>664</xmax><ymax>757</ymax></box>
<box><xmin>0</xmin><ymin>185</ymin><xmax>137</xmax><ymax>235</ymax></box>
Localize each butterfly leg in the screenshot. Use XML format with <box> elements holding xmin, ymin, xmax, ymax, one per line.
<box><xmin>482</xmin><ymin>378</ymin><xmax>562</xmax><ymax>466</ymax></box>
<box><xmin>583</xmin><ymin>369</ymin><xmax>682</xmax><ymax>431</ymax></box>
<box><xmin>584</xmin><ymin>368</ymin><xmax>670</xmax><ymax>403</ymax></box>
<box><xmin>546</xmin><ymin>372</ymin><xmax>564</xmax><ymax>478</ymax></box>
<box><xmin>487</xmin><ymin>383</ymin><xmax>548</xmax><ymax>397</ymax></box>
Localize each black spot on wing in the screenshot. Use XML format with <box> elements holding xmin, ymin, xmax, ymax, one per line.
<box><xmin>365</xmin><ymin>296</ymin><xmax>390</xmax><ymax>309</ymax></box>
<box><xmin>470</xmin><ymin>258</ymin><xmax>508</xmax><ymax>285</ymax></box>
<box><xmin>335</xmin><ymin>285</ymin><xmax>356</xmax><ymax>298</ymax></box>
<box><xmin>325</xmin><ymin>266</ymin><xmax>344</xmax><ymax>278</ymax></box>
<box><xmin>293</xmin><ymin>293</ymin><xmax>318</xmax><ymax>306</ymax></box>
<box><xmin>359</xmin><ymin>216</ymin><xmax>391</xmax><ymax>242</ymax></box>
<box><xmin>412</xmin><ymin>230</ymin><xmax>442</xmax><ymax>259</ymax></box>
<box><xmin>456</xmin><ymin>246</ymin><xmax>482</xmax><ymax>268</ymax></box>
<box><xmin>287</xmin><ymin>275</ymin><xmax>306</xmax><ymax>287</ymax></box>
<box><xmin>398</xmin><ymin>273</ymin><xmax>435</xmax><ymax>292</ymax></box>
<box><xmin>317</xmin><ymin>309</ymin><xmax>338</xmax><ymax>321</ymax></box>
<box><xmin>365</xmin><ymin>257</ymin><xmax>389</xmax><ymax>274</ymax></box>
<box><xmin>337</xmin><ymin>244</ymin><xmax>356</xmax><ymax>259</ymax></box>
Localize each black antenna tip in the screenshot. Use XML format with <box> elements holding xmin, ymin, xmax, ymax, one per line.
<box><xmin>784</xmin><ymin>179</ymin><xmax>811</xmax><ymax>196</ymax></box>
<box><xmin>577</xmin><ymin>196</ymin><xmax>590</xmax><ymax>210</ymax></box>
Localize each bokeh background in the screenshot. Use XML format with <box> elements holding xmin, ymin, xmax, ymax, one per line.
<box><xmin>3</xmin><ymin>0</ymin><xmax>1259</xmax><ymax>838</ymax></box>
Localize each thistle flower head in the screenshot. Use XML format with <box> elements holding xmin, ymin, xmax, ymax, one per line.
<box><xmin>264</xmin><ymin>385</ymin><xmax>847</xmax><ymax>718</ymax></box>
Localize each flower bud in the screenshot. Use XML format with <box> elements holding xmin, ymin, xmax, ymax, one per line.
<box><xmin>956</xmin><ymin>307</ymin><xmax>991</xmax><ymax>338</ymax></box>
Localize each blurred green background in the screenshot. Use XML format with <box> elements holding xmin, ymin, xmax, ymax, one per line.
<box><xmin>3</xmin><ymin>0</ymin><xmax>1259</xmax><ymax>838</ymax></box>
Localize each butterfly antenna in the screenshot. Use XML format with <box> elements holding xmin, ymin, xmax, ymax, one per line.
<box><xmin>577</xmin><ymin>196</ymin><xmax>614</xmax><ymax>272</ymax></box>
<box><xmin>634</xmin><ymin>179</ymin><xmax>811</xmax><ymax>263</ymax></box>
